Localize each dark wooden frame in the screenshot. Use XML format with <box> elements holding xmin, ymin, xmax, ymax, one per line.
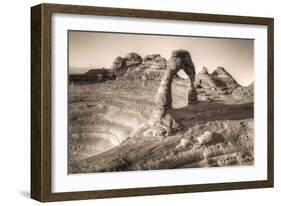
<box><xmin>31</xmin><ymin>3</ymin><xmax>274</xmax><ymax>202</ymax></box>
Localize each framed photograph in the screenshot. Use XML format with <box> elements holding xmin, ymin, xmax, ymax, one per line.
<box><xmin>31</xmin><ymin>3</ymin><xmax>274</xmax><ymax>202</ymax></box>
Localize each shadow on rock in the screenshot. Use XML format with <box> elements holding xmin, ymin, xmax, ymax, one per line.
<box><xmin>171</xmin><ymin>101</ymin><xmax>253</xmax><ymax>128</ymax></box>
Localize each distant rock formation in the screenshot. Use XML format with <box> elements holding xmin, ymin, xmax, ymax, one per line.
<box><xmin>111</xmin><ymin>52</ymin><xmax>243</xmax><ymax>99</ymax></box>
<box><xmin>112</xmin><ymin>56</ymin><xmax>127</xmax><ymax>77</ymax></box>
<box><xmin>212</xmin><ymin>66</ymin><xmax>239</xmax><ymax>90</ymax></box>
<box><xmin>111</xmin><ymin>52</ymin><xmax>168</xmax><ymax>80</ymax></box>
<box><xmin>195</xmin><ymin>67</ymin><xmax>217</xmax><ymax>89</ymax></box>
<box><xmin>142</xmin><ymin>54</ymin><xmax>167</xmax><ymax>80</ymax></box>
<box><xmin>195</xmin><ymin>66</ymin><xmax>240</xmax><ymax>94</ymax></box>
<box><xmin>111</xmin><ymin>52</ymin><xmax>143</xmax><ymax>79</ymax></box>
<box><xmin>124</xmin><ymin>52</ymin><xmax>142</xmax><ymax>67</ymax></box>
<box><xmin>143</xmin><ymin>54</ymin><xmax>161</xmax><ymax>62</ymax></box>
<box><xmin>69</xmin><ymin>68</ymin><xmax>115</xmax><ymax>84</ymax></box>
<box><xmin>143</xmin><ymin>54</ymin><xmax>167</xmax><ymax>70</ymax></box>
<box><xmin>143</xmin><ymin>50</ymin><xmax>198</xmax><ymax>137</ymax></box>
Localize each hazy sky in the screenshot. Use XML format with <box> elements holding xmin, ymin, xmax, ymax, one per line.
<box><xmin>69</xmin><ymin>31</ymin><xmax>254</xmax><ymax>86</ymax></box>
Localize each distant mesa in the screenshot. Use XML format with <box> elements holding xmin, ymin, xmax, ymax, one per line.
<box><xmin>85</xmin><ymin>68</ymin><xmax>115</xmax><ymax>78</ymax></box>
<box><xmin>69</xmin><ymin>68</ymin><xmax>116</xmax><ymax>84</ymax></box>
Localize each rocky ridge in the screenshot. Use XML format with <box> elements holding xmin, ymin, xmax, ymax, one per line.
<box><xmin>112</xmin><ymin>52</ymin><xmax>167</xmax><ymax>81</ymax></box>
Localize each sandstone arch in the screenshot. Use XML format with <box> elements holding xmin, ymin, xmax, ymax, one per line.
<box><xmin>144</xmin><ymin>49</ymin><xmax>198</xmax><ymax>137</ymax></box>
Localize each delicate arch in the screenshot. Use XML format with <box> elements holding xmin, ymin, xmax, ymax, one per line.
<box><xmin>144</xmin><ymin>50</ymin><xmax>198</xmax><ymax>137</ymax></box>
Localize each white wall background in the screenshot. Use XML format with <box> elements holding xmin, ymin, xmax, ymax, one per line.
<box><xmin>0</xmin><ymin>0</ymin><xmax>279</xmax><ymax>205</ymax></box>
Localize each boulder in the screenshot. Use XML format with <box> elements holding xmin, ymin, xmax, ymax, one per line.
<box><xmin>197</xmin><ymin>131</ymin><xmax>214</xmax><ymax>145</ymax></box>
<box><xmin>175</xmin><ymin>138</ymin><xmax>192</xmax><ymax>149</ymax></box>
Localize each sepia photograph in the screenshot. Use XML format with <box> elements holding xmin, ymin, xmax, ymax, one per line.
<box><xmin>68</xmin><ymin>31</ymin><xmax>254</xmax><ymax>174</ymax></box>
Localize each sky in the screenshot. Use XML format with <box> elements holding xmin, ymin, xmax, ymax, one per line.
<box><xmin>69</xmin><ymin>31</ymin><xmax>254</xmax><ymax>86</ymax></box>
